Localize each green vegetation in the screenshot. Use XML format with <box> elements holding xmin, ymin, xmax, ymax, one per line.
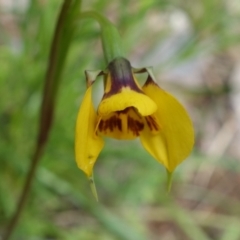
<box><xmin>1</xmin><ymin>0</ymin><xmax>240</xmax><ymax>239</ymax></box>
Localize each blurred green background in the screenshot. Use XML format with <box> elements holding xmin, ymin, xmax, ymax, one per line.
<box><xmin>1</xmin><ymin>0</ymin><xmax>240</xmax><ymax>239</ymax></box>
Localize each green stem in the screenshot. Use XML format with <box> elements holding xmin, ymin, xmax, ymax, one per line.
<box><xmin>3</xmin><ymin>145</ymin><xmax>44</xmax><ymax>240</ymax></box>
<box><xmin>80</xmin><ymin>10</ymin><xmax>125</xmax><ymax>63</ymax></box>
<box><xmin>3</xmin><ymin>1</ymin><xmax>80</xmax><ymax>239</ymax></box>
<box><xmin>166</xmin><ymin>169</ymin><xmax>173</xmax><ymax>193</ymax></box>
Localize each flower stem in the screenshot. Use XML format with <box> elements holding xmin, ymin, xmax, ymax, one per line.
<box><xmin>3</xmin><ymin>145</ymin><xmax>44</xmax><ymax>240</ymax></box>
<box><xmin>80</xmin><ymin>10</ymin><xmax>125</xmax><ymax>63</ymax></box>
<box><xmin>166</xmin><ymin>169</ymin><xmax>173</xmax><ymax>193</ymax></box>
<box><xmin>3</xmin><ymin>1</ymin><xmax>81</xmax><ymax>239</ymax></box>
<box><xmin>89</xmin><ymin>174</ymin><xmax>99</xmax><ymax>202</ymax></box>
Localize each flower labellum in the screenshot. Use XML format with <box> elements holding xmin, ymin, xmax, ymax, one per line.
<box><xmin>75</xmin><ymin>57</ymin><xmax>194</xmax><ymax>198</ymax></box>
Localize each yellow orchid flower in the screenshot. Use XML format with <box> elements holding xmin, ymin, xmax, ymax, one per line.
<box><xmin>75</xmin><ymin>57</ymin><xmax>194</xmax><ymax>186</ymax></box>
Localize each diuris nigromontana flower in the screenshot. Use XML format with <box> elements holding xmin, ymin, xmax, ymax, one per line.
<box><xmin>75</xmin><ymin>57</ymin><xmax>194</xmax><ymax>184</ymax></box>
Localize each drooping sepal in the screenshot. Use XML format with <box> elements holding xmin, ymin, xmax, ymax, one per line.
<box><xmin>75</xmin><ymin>86</ymin><xmax>104</xmax><ymax>177</ymax></box>
<box><xmin>140</xmin><ymin>73</ymin><xmax>194</xmax><ymax>172</ymax></box>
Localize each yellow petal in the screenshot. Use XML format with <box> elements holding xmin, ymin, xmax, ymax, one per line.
<box><xmin>75</xmin><ymin>86</ymin><xmax>104</xmax><ymax>177</ymax></box>
<box><xmin>140</xmin><ymin>79</ymin><xmax>194</xmax><ymax>172</ymax></box>
<box><xmin>98</xmin><ymin>87</ymin><xmax>157</xmax><ymax>117</ymax></box>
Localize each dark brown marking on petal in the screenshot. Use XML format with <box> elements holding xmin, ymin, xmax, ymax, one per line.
<box><xmin>103</xmin><ymin>58</ymin><xmax>143</xmax><ymax>98</ymax></box>
<box><xmin>109</xmin><ymin>118</ymin><xmax>113</xmax><ymax>131</ymax></box>
<box><xmin>145</xmin><ymin>117</ymin><xmax>152</xmax><ymax>131</ymax></box>
<box><xmin>98</xmin><ymin>108</ymin><xmax>145</xmax><ymax>136</ymax></box>
<box><xmin>127</xmin><ymin>116</ymin><xmax>144</xmax><ymax>136</ymax></box>
<box><xmin>145</xmin><ymin>116</ymin><xmax>159</xmax><ymax>131</ymax></box>
<box><xmin>143</xmin><ymin>75</ymin><xmax>160</xmax><ymax>88</ymax></box>
<box><xmin>144</xmin><ymin>75</ymin><xmax>154</xmax><ymax>86</ymax></box>
<box><xmin>99</xmin><ymin>115</ymin><xmax>123</xmax><ymax>133</ymax></box>
<box><xmin>98</xmin><ymin>120</ymin><xmax>104</xmax><ymax>132</ymax></box>
<box><xmin>136</xmin><ymin>120</ymin><xmax>144</xmax><ymax>132</ymax></box>
<box><xmin>116</xmin><ymin>117</ymin><xmax>122</xmax><ymax>131</ymax></box>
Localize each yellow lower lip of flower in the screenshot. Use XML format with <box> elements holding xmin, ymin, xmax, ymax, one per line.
<box><xmin>96</xmin><ymin>107</ymin><xmax>161</xmax><ymax>140</ymax></box>
<box><xmin>97</xmin><ymin>107</ymin><xmax>143</xmax><ymax>140</ymax></box>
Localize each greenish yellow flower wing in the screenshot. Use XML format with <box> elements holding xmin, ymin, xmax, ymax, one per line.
<box><xmin>75</xmin><ymin>86</ymin><xmax>104</xmax><ymax>177</ymax></box>
<box><xmin>140</xmin><ymin>78</ymin><xmax>194</xmax><ymax>172</ymax></box>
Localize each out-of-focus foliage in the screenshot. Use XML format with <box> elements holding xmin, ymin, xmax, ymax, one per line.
<box><xmin>1</xmin><ymin>0</ymin><xmax>240</xmax><ymax>239</ymax></box>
